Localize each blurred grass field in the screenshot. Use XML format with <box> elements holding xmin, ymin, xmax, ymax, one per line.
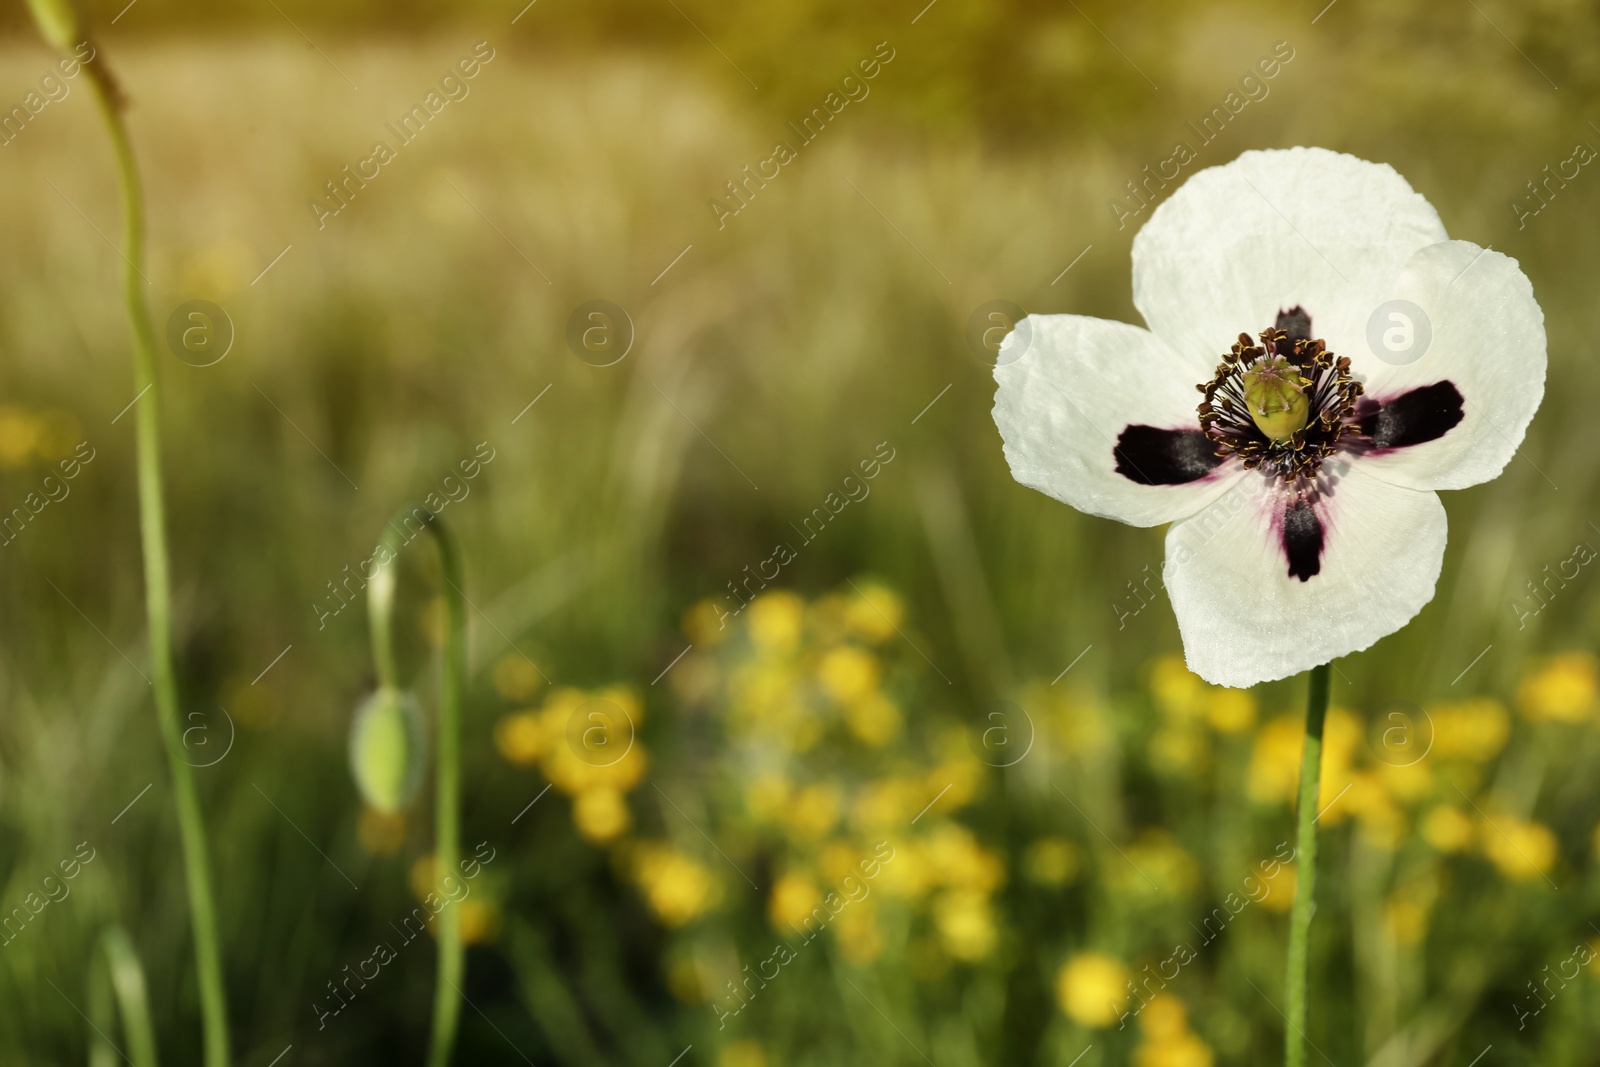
<box><xmin>3</xmin><ymin>2</ymin><xmax>1600</xmax><ymax>1063</ymax></box>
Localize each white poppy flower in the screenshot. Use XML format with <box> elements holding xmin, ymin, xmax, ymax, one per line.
<box><xmin>993</xmin><ymin>147</ymin><xmax>1546</xmax><ymax>688</ymax></box>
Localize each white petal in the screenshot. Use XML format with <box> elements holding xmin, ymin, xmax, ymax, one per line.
<box><xmin>1163</xmin><ymin>462</ymin><xmax>1446</xmax><ymax>688</ymax></box>
<box><xmin>992</xmin><ymin>314</ymin><xmax>1242</xmax><ymax>527</ymax></box>
<box><xmin>1353</xmin><ymin>241</ymin><xmax>1547</xmax><ymax>491</ymax></box>
<box><xmin>1132</xmin><ymin>147</ymin><xmax>1448</xmax><ymax>368</ymax></box>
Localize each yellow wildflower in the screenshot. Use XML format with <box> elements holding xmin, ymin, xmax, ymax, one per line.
<box><xmin>1150</xmin><ymin>656</ymin><xmax>1207</xmax><ymax>722</ymax></box>
<box><xmin>846</xmin><ymin>692</ymin><xmax>903</xmax><ymax>747</ymax></box>
<box><xmin>538</xmin><ymin>689</ymin><xmax>647</xmax><ymax>796</ymax></box>
<box><xmin>1321</xmin><ymin>707</ymin><xmax>1364</xmax><ymax>774</ymax></box>
<box><xmin>632</xmin><ymin>844</ymin><xmax>721</xmax><ymax>926</ymax></box>
<box><xmin>1150</xmin><ymin>726</ymin><xmax>1207</xmax><ymax>777</ymax></box>
<box><xmin>851</xmin><ymin>778</ymin><xmax>920</xmax><ymax>832</ymax></box>
<box><xmin>0</xmin><ymin>406</ymin><xmax>41</xmax><ymax>467</ymax></box>
<box><xmin>1134</xmin><ymin>1031</ymin><xmax>1214</xmax><ymax>1067</ymax></box>
<box><xmin>1258</xmin><ymin>862</ymin><xmax>1296</xmax><ymax>914</ymax></box>
<box><xmin>748</xmin><ymin>591</ymin><xmax>806</xmax><ymax>653</ymax></box>
<box><xmin>1421</xmin><ymin>806</ymin><xmax>1474</xmax><ymax>852</ymax></box>
<box><xmin>933</xmin><ymin>890</ymin><xmax>997</xmax><ymax>961</ymax></box>
<box><xmin>1518</xmin><ymin>653</ymin><xmax>1598</xmax><ymax>722</ymax></box>
<box><xmin>1056</xmin><ymin>952</ymin><xmax>1129</xmax><ymax>1028</ymax></box>
<box><xmin>1481</xmin><ymin>815</ymin><xmax>1559</xmax><ymax>882</ymax></box>
<box><xmin>1376</xmin><ymin>758</ymin><xmax>1434</xmax><ymax>805</ymax></box>
<box><xmin>786</xmin><ymin>783</ymin><xmax>842</xmax><ymax>840</ymax></box>
<box><xmin>1133</xmin><ymin>995</ymin><xmax>1217</xmax><ymax>1067</ymax></box>
<box><xmin>832</xmin><ymin>900</ymin><xmax>885</xmax><ymax>964</ymax></box>
<box><xmin>873</xmin><ymin>839</ymin><xmax>931</xmax><ymax>901</ymax></box>
<box><xmin>768</xmin><ymin>871</ymin><xmax>821</xmax><ymax>929</ymax></box>
<box><xmin>925</xmin><ymin>823</ymin><xmax>1005</xmax><ymax>893</ymax></box>
<box><xmin>745</xmin><ymin>774</ymin><xmax>791</xmax><ymax>824</ymax></box>
<box><xmin>818</xmin><ymin>840</ymin><xmax>863</xmax><ymax>883</ymax></box>
<box><xmin>494</xmin><ymin>711</ymin><xmax>547</xmax><ymax>767</ymax></box>
<box><xmin>458</xmin><ymin>897</ymin><xmax>502</xmax><ymax>945</ymax></box>
<box><xmin>844</xmin><ymin>580</ymin><xmax>903</xmax><ymax>643</ymax></box>
<box><xmin>1206</xmin><ymin>688</ymin><xmax>1257</xmax><ymax>733</ymax></box>
<box><xmin>817</xmin><ymin>646</ymin><xmax>880</xmax><ymax>705</ymax></box>
<box><xmin>1249</xmin><ymin>710</ymin><xmax>1360</xmax><ymax>807</ymax></box>
<box><xmin>573</xmin><ymin>787</ymin><xmax>631</xmax><ymax>844</ymax></box>
<box><xmin>1343</xmin><ymin>771</ymin><xmax>1405</xmax><ymax>848</ymax></box>
<box><xmin>1138</xmin><ymin>994</ymin><xmax>1189</xmax><ymax>1041</ymax></box>
<box><xmin>541</xmin><ymin>731</ymin><xmax>648</xmax><ymax>795</ymax></box>
<box><xmin>1430</xmin><ymin>699</ymin><xmax>1510</xmax><ymax>762</ymax></box>
<box><xmin>1248</xmin><ymin>715</ymin><xmax>1305</xmax><ymax>804</ymax></box>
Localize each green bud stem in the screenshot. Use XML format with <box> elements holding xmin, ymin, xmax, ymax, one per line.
<box><xmin>367</xmin><ymin>508</ymin><xmax>468</xmax><ymax>1067</ymax></box>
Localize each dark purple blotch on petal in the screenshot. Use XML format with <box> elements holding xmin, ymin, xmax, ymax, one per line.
<box><xmin>1114</xmin><ymin>426</ymin><xmax>1225</xmax><ymax>485</ymax></box>
<box><xmin>1359</xmin><ymin>381</ymin><xmax>1464</xmax><ymax>450</ymax></box>
<box><xmin>1275</xmin><ymin>306</ymin><xmax>1312</xmax><ymax>342</ymax></box>
<box><xmin>1283</xmin><ymin>497</ymin><xmax>1323</xmax><ymax>582</ymax></box>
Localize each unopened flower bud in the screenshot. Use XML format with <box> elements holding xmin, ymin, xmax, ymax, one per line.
<box><xmin>349</xmin><ymin>687</ymin><xmax>427</xmax><ymax>813</ymax></box>
<box><xmin>1242</xmin><ymin>356</ymin><xmax>1311</xmax><ymax>442</ymax></box>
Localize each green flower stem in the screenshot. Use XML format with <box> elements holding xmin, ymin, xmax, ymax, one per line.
<box><xmin>368</xmin><ymin>509</ymin><xmax>467</xmax><ymax>1067</ymax></box>
<box><xmin>1285</xmin><ymin>661</ymin><xmax>1331</xmax><ymax>1067</ymax></box>
<box><xmin>79</xmin><ymin>53</ymin><xmax>231</xmax><ymax>1067</ymax></box>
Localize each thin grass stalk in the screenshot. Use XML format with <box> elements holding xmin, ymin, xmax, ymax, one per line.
<box><xmin>24</xmin><ymin>20</ymin><xmax>236</xmax><ymax>1065</ymax></box>
<box><xmin>88</xmin><ymin>925</ymin><xmax>162</xmax><ymax>1067</ymax></box>
<box><xmin>367</xmin><ymin>508</ymin><xmax>467</xmax><ymax>1067</ymax></box>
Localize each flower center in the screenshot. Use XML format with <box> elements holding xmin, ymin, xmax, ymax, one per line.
<box><xmin>1195</xmin><ymin>309</ymin><xmax>1363</xmax><ymax>481</ymax></box>
<box><xmin>1241</xmin><ymin>355</ymin><xmax>1311</xmax><ymax>442</ymax></box>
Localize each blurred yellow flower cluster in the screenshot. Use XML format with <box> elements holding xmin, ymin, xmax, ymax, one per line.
<box><xmin>1517</xmin><ymin>652</ymin><xmax>1598</xmax><ymax>723</ymax></box>
<box><xmin>1182</xmin><ymin>647</ymin><xmax>1584</xmax><ymax>891</ymax></box>
<box><xmin>1132</xmin><ymin>994</ymin><xmax>1215</xmax><ymax>1067</ymax></box>
<box><xmin>495</xmin><ymin>681</ymin><xmax>647</xmax><ymax>845</ymax></box>
<box><xmin>1056</xmin><ymin>954</ymin><xmax>1215</xmax><ymax>1065</ymax></box>
<box><xmin>623</xmin><ymin>841</ymin><xmax>723</xmax><ymax>928</ymax></box>
<box><xmin>1243</xmin><ymin>689</ymin><xmax>1511</xmax><ymax>854</ymax></box>
<box><xmin>492</xmin><ymin>667</ymin><xmax>728</xmax><ymax>930</ymax></box>
<box><xmin>679</xmin><ymin>583</ymin><xmax>1005</xmax><ymax>971</ymax></box>
<box><xmin>1146</xmin><ymin>656</ymin><xmax>1258</xmax><ymax>778</ymax></box>
<box><xmin>0</xmin><ymin>404</ymin><xmax>80</xmax><ymax>468</ymax></box>
<box><xmin>685</xmin><ymin>585</ymin><xmax>912</xmax><ymax>753</ymax></box>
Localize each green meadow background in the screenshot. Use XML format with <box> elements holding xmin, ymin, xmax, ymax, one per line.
<box><xmin>2</xmin><ymin>0</ymin><xmax>1600</xmax><ymax>1064</ymax></box>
